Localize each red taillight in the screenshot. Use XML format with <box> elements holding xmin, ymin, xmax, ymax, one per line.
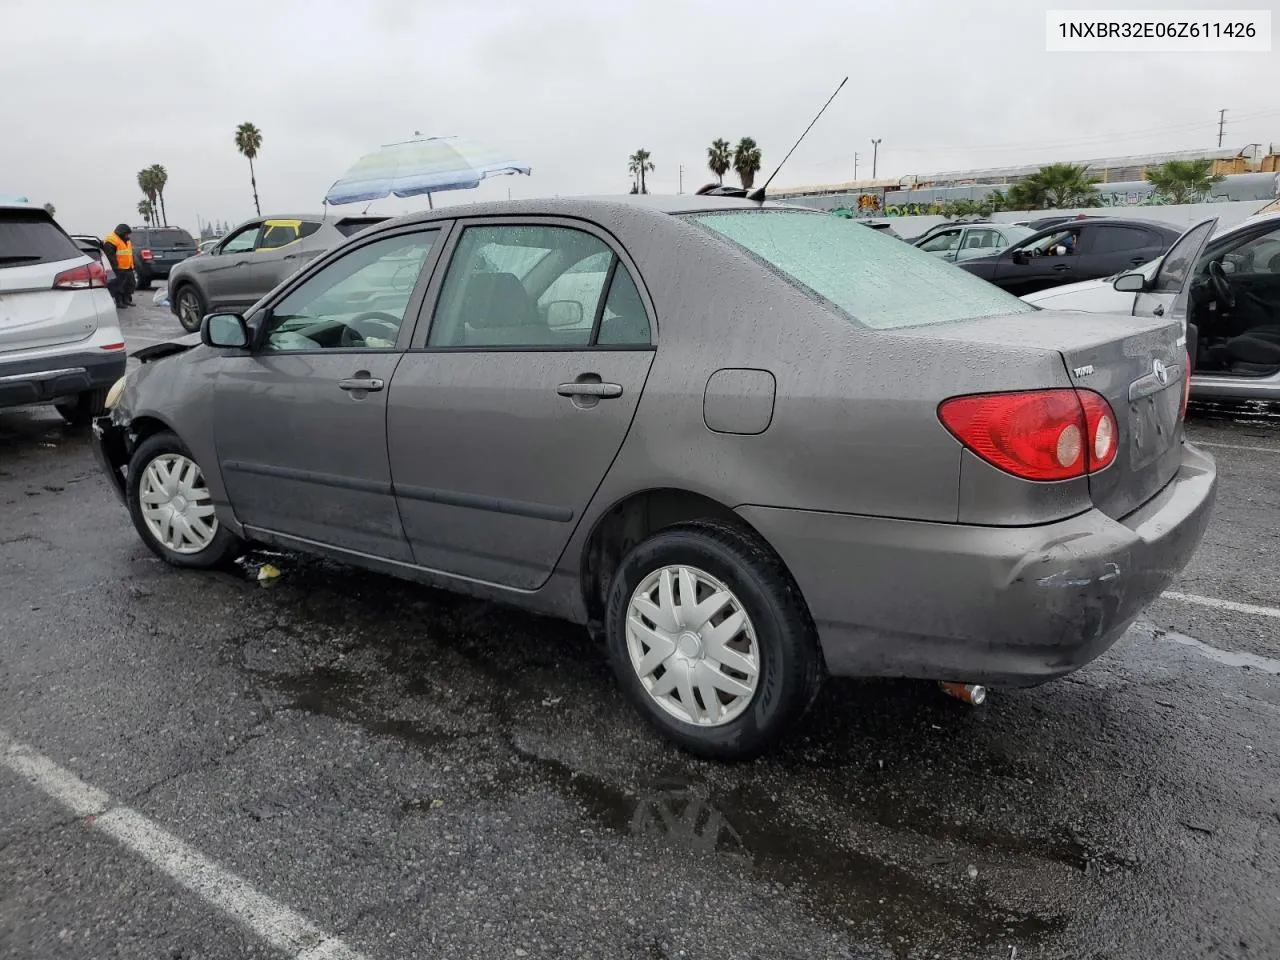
<box><xmin>100</xmin><ymin>342</ymin><xmax>126</xmax><ymax>351</ymax></box>
<box><xmin>938</xmin><ymin>388</ymin><xmax>1118</xmax><ymax>482</ymax></box>
<box><xmin>140</xmin><ymin>248</ymin><xmax>153</xmax><ymax>261</ymax></box>
<box><xmin>52</xmin><ymin>261</ymin><xmax>108</xmax><ymax>289</ymax></box>
<box><xmin>1180</xmin><ymin>351</ymin><xmax>1191</xmax><ymax>421</ymax></box>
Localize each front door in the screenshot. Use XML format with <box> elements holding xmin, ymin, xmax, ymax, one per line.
<box><xmin>213</xmin><ymin>226</ymin><xmax>443</xmax><ymax>560</ymax></box>
<box><xmin>387</xmin><ymin>220</ymin><xmax>656</xmax><ymax>589</ymax></box>
<box><xmin>202</xmin><ymin>220</ymin><xmax>263</xmax><ymax>308</ymax></box>
<box><xmin>994</xmin><ymin>225</ymin><xmax>1087</xmax><ymax>296</ymax></box>
<box><xmin>1133</xmin><ymin>218</ymin><xmax>1218</xmax><ymax>324</ymax></box>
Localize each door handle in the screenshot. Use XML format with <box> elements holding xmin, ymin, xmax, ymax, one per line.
<box><xmin>1152</xmin><ymin>304</ymin><xmax>1165</xmax><ymax>317</ymax></box>
<box><xmin>1053</xmin><ymin>264</ymin><xmax>1070</xmax><ymax>271</ymax></box>
<box><xmin>283</xmin><ymin>253</ymin><xmax>297</xmax><ymax>260</ymax></box>
<box><xmin>557</xmin><ymin>382</ymin><xmax>622</xmax><ymax>399</ymax></box>
<box><xmin>338</xmin><ymin>377</ymin><xmax>384</xmax><ymax>392</ymax></box>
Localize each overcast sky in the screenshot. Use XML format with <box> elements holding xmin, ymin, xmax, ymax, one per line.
<box><xmin>2</xmin><ymin>0</ymin><xmax>1277</xmax><ymax>234</ymax></box>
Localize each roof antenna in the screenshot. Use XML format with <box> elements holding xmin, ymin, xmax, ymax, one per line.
<box><xmin>747</xmin><ymin>76</ymin><xmax>848</xmax><ymax>204</ymax></box>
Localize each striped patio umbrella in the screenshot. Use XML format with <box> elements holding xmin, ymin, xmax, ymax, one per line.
<box><xmin>324</xmin><ymin>135</ymin><xmax>531</xmax><ymax>207</ymax></box>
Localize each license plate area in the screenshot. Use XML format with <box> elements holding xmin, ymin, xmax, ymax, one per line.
<box><xmin>1128</xmin><ymin>386</ymin><xmax>1179</xmax><ymax>471</ymax></box>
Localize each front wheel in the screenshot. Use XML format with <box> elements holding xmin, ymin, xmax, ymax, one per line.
<box><xmin>604</xmin><ymin>520</ymin><xmax>824</xmax><ymax>760</ymax></box>
<box><xmin>126</xmin><ymin>431</ymin><xmax>241</xmax><ymax>568</ymax></box>
<box><xmin>174</xmin><ymin>284</ymin><xmax>207</xmax><ymax>332</ymax></box>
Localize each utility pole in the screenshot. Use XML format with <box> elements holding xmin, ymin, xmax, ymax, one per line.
<box><xmin>870</xmin><ymin>139</ymin><xmax>881</xmax><ymax>178</ymax></box>
<box><xmin>679</xmin><ymin>164</ymin><xmax>684</xmax><ymax>194</ymax></box>
<box><xmin>1218</xmin><ymin>108</ymin><xmax>1227</xmax><ymax>148</ymax></box>
<box><xmin>854</xmin><ymin>152</ymin><xmax>861</xmax><ymax>180</ymax></box>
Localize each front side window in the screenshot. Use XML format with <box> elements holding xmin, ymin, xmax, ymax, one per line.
<box><xmin>919</xmin><ymin>230</ymin><xmax>961</xmax><ymax>253</ymax></box>
<box><xmin>694</xmin><ymin>210</ymin><xmax>1032</xmax><ymax>330</ymax></box>
<box><xmin>262</xmin><ymin>230</ymin><xmax>438</xmax><ymax>352</ymax></box>
<box><xmin>428</xmin><ymin>224</ymin><xmax>648</xmax><ymax>347</ymax></box>
<box><xmin>221</xmin><ymin>224</ymin><xmax>261</xmax><ymax>254</ymax></box>
<box><xmin>1021</xmin><ymin>228</ymin><xmax>1081</xmax><ymax>257</ymax></box>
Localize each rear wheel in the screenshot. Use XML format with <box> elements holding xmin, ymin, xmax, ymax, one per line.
<box><xmin>126</xmin><ymin>431</ymin><xmax>241</xmax><ymax>568</ymax></box>
<box><xmin>175</xmin><ymin>284</ymin><xmax>207</xmax><ymax>332</ymax></box>
<box><xmin>604</xmin><ymin>520</ymin><xmax>824</xmax><ymax>760</ymax></box>
<box><xmin>55</xmin><ymin>388</ymin><xmax>108</xmax><ymax>426</ymax></box>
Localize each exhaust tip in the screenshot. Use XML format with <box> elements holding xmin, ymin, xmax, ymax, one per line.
<box><xmin>939</xmin><ymin>681</ymin><xmax>987</xmax><ymax>705</ymax></box>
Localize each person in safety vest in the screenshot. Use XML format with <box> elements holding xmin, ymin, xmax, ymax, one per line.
<box><xmin>103</xmin><ymin>223</ymin><xmax>135</xmax><ymax>308</ymax></box>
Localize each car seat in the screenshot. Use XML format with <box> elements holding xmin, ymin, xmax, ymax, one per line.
<box><xmin>458</xmin><ymin>272</ymin><xmax>549</xmax><ymax>345</ymax></box>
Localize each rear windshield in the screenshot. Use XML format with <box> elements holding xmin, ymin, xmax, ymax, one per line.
<box><xmin>0</xmin><ymin>209</ymin><xmax>82</xmax><ymax>266</ymax></box>
<box><xmin>145</xmin><ymin>228</ymin><xmax>195</xmax><ymax>248</ymax></box>
<box><xmin>692</xmin><ymin>210</ymin><xmax>1033</xmax><ymax>330</ymax></box>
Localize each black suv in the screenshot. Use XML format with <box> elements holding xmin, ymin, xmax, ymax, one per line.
<box><xmin>132</xmin><ymin>226</ymin><xmax>197</xmax><ymax>289</ymax></box>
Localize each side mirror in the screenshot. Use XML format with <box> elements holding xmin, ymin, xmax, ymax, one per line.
<box><xmin>201</xmin><ymin>312</ymin><xmax>249</xmax><ymax>349</ymax></box>
<box><xmin>1011</xmin><ymin>249</ymin><xmax>1028</xmax><ymax>265</ymax></box>
<box><xmin>1112</xmin><ymin>272</ymin><xmax>1146</xmax><ymax>293</ymax></box>
<box><xmin>546</xmin><ymin>299</ymin><xmax>585</xmax><ymax>328</ymax></box>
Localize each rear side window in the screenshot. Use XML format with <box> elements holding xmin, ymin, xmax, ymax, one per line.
<box><xmin>0</xmin><ymin>209</ymin><xmax>82</xmax><ymax>266</ymax></box>
<box><xmin>693</xmin><ymin>210</ymin><xmax>1033</xmax><ymax>330</ymax></box>
<box><xmin>1090</xmin><ymin>225</ymin><xmax>1153</xmax><ymax>255</ymax></box>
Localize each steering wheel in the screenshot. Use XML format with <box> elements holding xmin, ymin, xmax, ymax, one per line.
<box><xmin>340</xmin><ymin>311</ymin><xmax>401</xmax><ymax>348</ymax></box>
<box><xmin>1207</xmin><ymin>260</ymin><xmax>1235</xmax><ymax>309</ymax></box>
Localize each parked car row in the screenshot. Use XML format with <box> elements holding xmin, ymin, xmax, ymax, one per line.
<box><xmin>92</xmin><ymin>195</ymin><xmax>1216</xmax><ymax>758</ymax></box>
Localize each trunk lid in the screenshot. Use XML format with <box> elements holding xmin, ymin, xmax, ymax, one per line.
<box><xmin>0</xmin><ymin>256</ymin><xmax>100</xmax><ymax>353</ymax></box>
<box><xmin>897</xmin><ymin>310</ymin><xmax>1186</xmax><ymax>519</ymax></box>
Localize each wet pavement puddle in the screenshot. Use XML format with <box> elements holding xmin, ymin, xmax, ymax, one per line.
<box><xmin>1161</xmin><ymin>628</ymin><xmax>1280</xmax><ymax>675</ymax></box>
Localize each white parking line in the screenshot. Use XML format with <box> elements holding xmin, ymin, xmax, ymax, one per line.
<box><xmin>1162</xmin><ymin>591</ymin><xmax>1280</xmax><ymax>620</ymax></box>
<box><xmin>1192</xmin><ymin>441</ymin><xmax>1280</xmax><ymax>454</ymax></box>
<box><xmin>0</xmin><ymin>730</ymin><xmax>369</xmax><ymax>960</ymax></box>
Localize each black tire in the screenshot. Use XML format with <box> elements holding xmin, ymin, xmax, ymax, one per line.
<box><xmin>126</xmin><ymin>431</ymin><xmax>242</xmax><ymax>569</ymax></box>
<box><xmin>604</xmin><ymin>519</ymin><xmax>824</xmax><ymax>760</ymax></box>
<box><xmin>174</xmin><ymin>283</ymin><xmax>207</xmax><ymax>332</ymax></box>
<box><xmin>55</xmin><ymin>389</ymin><xmax>108</xmax><ymax>426</ymax></box>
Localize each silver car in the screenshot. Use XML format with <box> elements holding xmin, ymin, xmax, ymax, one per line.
<box><xmin>91</xmin><ymin>196</ymin><xmax>1217</xmax><ymax>758</ymax></box>
<box><xmin>913</xmin><ymin>222</ymin><xmax>1036</xmax><ymax>263</ymax></box>
<box><xmin>165</xmin><ymin>213</ymin><xmax>386</xmax><ymax>332</ymax></box>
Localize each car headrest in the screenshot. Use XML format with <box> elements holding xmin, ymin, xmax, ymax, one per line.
<box><xmin>461</xmin><ymin>271</ymin><xmax>540</xmax><ymax>329</ymax></box>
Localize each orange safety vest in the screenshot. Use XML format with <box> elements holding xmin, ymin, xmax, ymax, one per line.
<box><xmin>105</xmin><ymin>232</ymin><xmax>134</xmax><ymax>270</ymax></box>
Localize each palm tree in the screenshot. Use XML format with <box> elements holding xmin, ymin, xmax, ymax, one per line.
<box><xmin>1007</xmin><ymin>163</ymin><xmax>1099</xmax><ymax>210</ymax></box>
<box><xmin>235</xmin><ymin>122</ymin><xmax>263</xmax><ymax>215</ymax></box>
<box><xmin>137</xmin><ymin>199</ymin><xmax>154</xmax><ymax>226</ymax></box>
<box><xmin>707</xmin><ymin>139</ymin><xmax>732</xmax><ymax>185</ymax></box>
<box><xmin>42</xmin><ymin>203</ymin><xmax>55</xmax><ymax>217</ymax></box>
<box><xmin>733</xmin><ymin>137</ymin><xmax>763</xmax><ymax>190</ymax></box>
<box><xmin>628</xmin><ymin>148</ymin><xmax>654</xmax><ymax>194</ymax></box>
<box><xmin>137</xmin><ymin>168</ymin><xmax>159</xmax><ymax>222</ymax></box>
<box><xmin>1144</xmin><ymin>159</ymin><xmax>1225</xmax><ymax>204</ymax></box>
<box><xmin>148</xmin><ymin>164</ymin><xmax>169</xmax><ymax>225</ymax></box>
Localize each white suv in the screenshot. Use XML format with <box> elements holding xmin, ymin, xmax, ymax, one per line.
<box><xmin>0</xmin><ymin>202</ymin><xmax>127</xmax><ymax>424</ymax></box>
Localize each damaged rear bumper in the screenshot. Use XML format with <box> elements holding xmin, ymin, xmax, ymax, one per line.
<box><xmin>737</xmin><ymin>441</ymin><xmax>1218</xmax><ymax>687</ymax></box>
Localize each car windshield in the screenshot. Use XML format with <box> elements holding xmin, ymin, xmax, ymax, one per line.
<box><xmin>692</xmin><ymin>209</ymin><xmax>1033</xmax><ymax>329</ymax></box>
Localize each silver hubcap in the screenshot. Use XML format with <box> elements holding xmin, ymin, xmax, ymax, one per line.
<box><xmin>626</xmin><ymin>565</ymin><xmax>760</xmax><ymax>727</ymax></box>
<box><xmin>139</xmin><ymin>453</ymin><xmax>218</xmax><ymax>554</ymax></box>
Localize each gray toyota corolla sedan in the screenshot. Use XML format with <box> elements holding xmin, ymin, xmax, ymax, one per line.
<box><xmin>92</xmin><ymin>195</ymin><xmax>1217</xmax><ymax>759</ymax></box>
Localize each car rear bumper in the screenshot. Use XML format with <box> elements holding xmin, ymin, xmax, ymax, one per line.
<box><xmin>0</xmin><ymin>349</ymin><xmax>126</xmax><ymax>410</ymax></box>
<box><xmin>737</xmin><ymin>441</ymin><xmax>1218</xmax><ymax>687</ymax></box>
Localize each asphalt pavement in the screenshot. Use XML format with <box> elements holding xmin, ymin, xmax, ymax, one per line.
<box><xmin>1</xmin><ymin>302</ymin><xmax>1278</xmax><ymax>960</ymax></box>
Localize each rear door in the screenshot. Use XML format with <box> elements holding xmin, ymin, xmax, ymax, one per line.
<box><xmin>387</xmin><ymin>218</ymin><xmax>657</xmax><ymax>589</ymax></box>
<box><xmin>0</xmin><ymin>207</ymin><xmax>100</xmax><ymax>354</ymax></box>
<box><xmin>1081</xmin><ymin>223</ymin><xmax>1164</xmax><ymax>278</ymax></box>
<box><xmin>1133</xmin><ymin>219</ymin><xmax>1217</xmax><ymax>326</ymax></box>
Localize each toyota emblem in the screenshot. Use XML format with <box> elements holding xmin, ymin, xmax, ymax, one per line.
<box><xmin>1152</xmin><ymin>358</ymin><xmax>1168</xmax><ymax>386</ymax></box>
